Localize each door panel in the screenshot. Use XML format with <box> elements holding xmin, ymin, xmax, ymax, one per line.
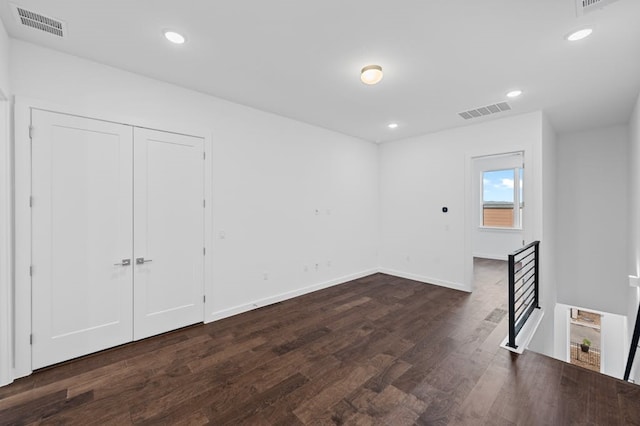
<box><xmin>32</xmin><ymin>110</ymin><xmax>133</xmax><ymax>369</ymax></box>
<box><xmin>133</xmin><ymin>128</ymin><xmax>204</xmax><ymax>340</ymax></box>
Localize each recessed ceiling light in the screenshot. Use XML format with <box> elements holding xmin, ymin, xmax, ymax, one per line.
<box><xmin>361</xmin><ymin>65</ymin><xmax>383</xmax><ymax>85</ymax></box>
<box><xmin>388</xmin><ymin>123</ymin><xmax>398</xmax><ymax>129</ymax></box>
<box><xmin>164</xmin><ymin>30</ymin><xmax>186</xmax><ymax>44</ymax></box>
<box><xmin>566</xmin><ymin>28</ymin><xmax>593</xmax><ymax>42</ymax></box>
<box><xmin>506</xmin><ymin>90</ymin><xmax>523</xmax><ymax>98</ymax></box>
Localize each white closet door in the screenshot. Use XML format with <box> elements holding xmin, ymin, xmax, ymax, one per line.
<box><xmin>133</xmin><ymin>128</ymin><xmax>204</xmax><ymax>340</ymax></box>
<box><xmin>31</xmin><ymin>110</ymin><xmax>134</xmax><ymax>369</ymax></box>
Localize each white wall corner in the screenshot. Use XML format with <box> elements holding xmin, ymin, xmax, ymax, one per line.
<box><xmin>206</xmin><ymin>269</ymin><xmax>379</xmax><ymax>323</ymax></box>
<box><xmin>378</xmin><ymin>268</ymin><xmax>471</xmax><ymax>293</ymax></box>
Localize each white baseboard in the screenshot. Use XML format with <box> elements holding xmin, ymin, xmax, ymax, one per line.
<box><xmin>206</xmin><ymin>268</ymin><xmax>379</xmax><ymax>323</ymax></box>
<box><xmin>377</xmin><ymin>268</ymin><xmax>470</xmax><ymax>293</ymax></box>
<box><xmin>473</xmin><ymin>253</ymin><xmax>508</xmax><ymax>261</ymax></box>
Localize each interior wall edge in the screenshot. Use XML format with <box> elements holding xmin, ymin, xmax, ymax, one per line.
<box><xmin>377</xmin><ymin>268</ymin><xmax>470</xmax><ymax>293</ymax></box>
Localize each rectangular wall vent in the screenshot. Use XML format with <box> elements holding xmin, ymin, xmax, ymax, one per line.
<box><xmin>458</xmin><ymin>102</ymin><xmax>511</xmax><ymax>121</ymax></box>
<box><xmin>11</xmin><ymin>4</ymin><xmax>66</xmax><ymax>37</ymax></box>
<box><xmin>576</xmin><ymin>0</ymin><xmax>621</xmax><ymax>16</ymax></box>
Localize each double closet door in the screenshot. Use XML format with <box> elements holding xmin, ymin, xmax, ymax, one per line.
<box><xmin>31</xmin><ymin>110</ymin><xmax>205</xmax><ymax>369</ymax></box>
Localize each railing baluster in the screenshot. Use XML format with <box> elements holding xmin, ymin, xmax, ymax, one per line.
<box><xmin>534</xmin><ymin>242</ymin><xmax>540</xmax><ymax>309</ymax></box>
<box><xmin>508</xmin><ymin>252</ymin><xmax>517</xmax><ymax>349</ymax></box>
<box><xmin>507</xmin><ymin>241</ymin><xmax>540</xmax><ymax>350</ymax></box>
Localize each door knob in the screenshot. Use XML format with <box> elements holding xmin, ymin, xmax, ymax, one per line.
<box><xmin>114</xmin><ymin>259</ymin><xmax>131</xmax><ymax>266</ymax></box>
<box><xmin>136</xmin><ymin>257</ymin><xmax>153</xmax><ymax>264</ymax></box>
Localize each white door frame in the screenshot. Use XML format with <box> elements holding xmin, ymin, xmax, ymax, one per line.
<box><xmin>463</xmin><ymin>145</ymin><xmax>535</xmax><ymax>291</ymax></box>
<box><xmin>12</xmin><ymin>96</ymin><xmax>213</xmax><ymax>380</ymax></box>
<box><xmin>0</xmin><ymin>90</ymin><xmax>12</xmax><ymax>386</ymax></box>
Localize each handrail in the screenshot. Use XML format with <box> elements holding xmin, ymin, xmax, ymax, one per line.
<box><xmin>510</xmin><ymin>240</ymin><xmax>539</xmax><ymax>257</ymax></box>
<box><xmin>624</xmin><ymin>301</ymin><xmax>640</xmax><ymax>381</ymax></box>
<box><xmin>507</xmin><ymin>241</ymin><xmax>540</xmax><ymax>349</ymax></box>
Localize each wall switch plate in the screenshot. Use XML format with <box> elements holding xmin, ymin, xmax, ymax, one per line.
<box><xmin>629</xmin><ymin>275</ymin><xmax>640</xmax><ymax>288</ymax></box>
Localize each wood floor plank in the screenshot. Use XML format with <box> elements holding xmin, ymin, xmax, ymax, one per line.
<box><xmin>0</xmin><ymin>261</ymin><xmax>638</xmax><ymax>425</ymax></box>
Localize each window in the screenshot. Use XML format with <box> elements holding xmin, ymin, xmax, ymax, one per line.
<box><xmin>482</xmin><ymin>167</ymin><xmax>523</xmax><ymax>228</ymax></box>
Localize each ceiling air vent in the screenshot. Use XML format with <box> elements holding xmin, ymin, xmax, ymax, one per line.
<box><xmin>576</xmin><ymin>0</ymin><xmax>621</xmax><ymax>16</ymax></box>
<box><xmin>11</xmin><ymin>4</ymin><xmax>66</xmax><ymax>37</ymax></box>
<box><xmin>458</xmin><ymin>102</ymin><xmax>511</xmax><ymax>120</ymax></box>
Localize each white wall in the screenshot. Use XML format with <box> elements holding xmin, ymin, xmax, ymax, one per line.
<box><xmin>9</xmin><ymin>40</ymin><xmax>379</xmax><ymax>324</ymax></box>
<box><xmin>378</xmin><ymin>112</ymin><xmax>543</xmax><ymax>291</ymax></box>
<box><xmin>628</xmin><ymin>91</ymin><xmax>640</xmax><ymax>382</ymax></box>
<box><xmin>528</xmin><ymin>115</ymin><xmax>558</xmax><ymax>356</ymax></box>
<box><xmin>556</xmin><ymin>125</ymin><xmax>629</xmax><ymax>315</ymax></box>
<box><xmin>0</xmin><ymin>16</ymin><xmax>12</xmax><ymax>387</ymax></box>
<box><xmin>601</xmin><ymin>312</ymin><xmax>628</xmax><ymax>379</ymax></box>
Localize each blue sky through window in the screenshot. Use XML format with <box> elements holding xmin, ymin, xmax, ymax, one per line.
<box><xmin>483</xmin><ymin>169</ymin><xmax>515</xmax><ymax>202</ymax></box>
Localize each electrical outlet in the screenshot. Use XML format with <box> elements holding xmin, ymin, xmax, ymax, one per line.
<box><xmin>304</xmin><ymin>265</ymin><xmax>309</xmax><ymax>272</ymax></box>
<box><xmin>406</xmin><ymin>255</ymin><xmax>411</xmax><ymax>262</ymax></box>
<box><xmin>327</xmin><ymin>260</ymin><xmax>331</xmax><ymax>267</ymax></box>
<box><xmin>263</xmin><ymin>273</ymin><xmax>269</xmax><ymax>280</ymax></box>
<box><xmin>315</xmin><ymin>263</ymin><xmax>319</xmax><ymax>271</ymax></box>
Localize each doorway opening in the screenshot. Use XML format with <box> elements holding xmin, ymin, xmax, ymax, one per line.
<box><xmin>471</xmin><ymin>152</ymin><xmax>524</xmax><ymax>262</ymax></box>
<box><xmin>469</xmin><ymin>152</ymin><xmax>525</xmax><ymax>294</ymax></box>
<box><xmin>569</xmin><ymin>308</ymin><xmax>602</xmax><ymax>372</ymax></box>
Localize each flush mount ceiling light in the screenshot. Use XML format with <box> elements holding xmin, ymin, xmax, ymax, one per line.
<box><xmin>506</xmin><ymin>90</ymin><xmax>523</xmax><ymax>98</ymax></box>
<box><xmin>361</xmin><ymin>65</ymin><xmax>383</xmax><ymax>85</ymax></box>
<box><xmin>566</xmin><ymin>28</ymin><xmax>593</xmax><ymax>42</ymax></box>
<box><xmin>388</xmin><ymin>123</ymin><xmax>399</xmax><ymax>129</ymax></box>
<box><xmin>164</xmin><ymin>30</ymin><xmax>186</xmax><ymax>44</ymax></box>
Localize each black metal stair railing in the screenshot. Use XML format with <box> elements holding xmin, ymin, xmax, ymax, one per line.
<box><xmin>507</xmin><ymin>241</ymin><xmax>540</xmax><ymax>349</ymax></box>
<box><xmin>624</xmin><ymin>301</ymin><xmax>640</xmax><ymax>381</ymax></box>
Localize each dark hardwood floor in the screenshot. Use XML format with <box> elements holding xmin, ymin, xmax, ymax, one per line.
<box><xmin>1</xmin><ymin>258</ymin><xmax>639</xmax><ymax>425</ymax></box>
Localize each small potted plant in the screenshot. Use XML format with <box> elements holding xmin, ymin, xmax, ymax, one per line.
<box><xmin>580</xmin><ymin>338</ymin><xmax>591</xmax><ymax>353</ymax></box>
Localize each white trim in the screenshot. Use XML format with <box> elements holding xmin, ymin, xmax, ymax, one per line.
<box><xmin>13</xmin><ymin>96</ymin><xmax>214</xmax><ymax>380</ymax></box>
<box><xmin>14</xmin><ymin>96</ymin><xmax>211</xmax><ymax>140</ymax></box>
<box><xmin>206</xmin><ymin>269</ymin><xmax>378</xmax><ymax>322</ymax></box>
<box><xmin>378</xmin><ymin>268</ymin><xmax>470</xmax><ymax>293</ymax></box>
<box><xmin>473</xmin><ymin>253</ymin><xmax>508</xmax><ymax>261</ymax></box>
<box><xmin>501</xmin><ymin>308</ymin><xmax>544</xmax><ymax>354</ymax></box>
<box><xmin>477</xmin><ymin>226</ymin><xmax>523</xmax><ymax>233</ymax></box>
<box><xmin>203</xmin><ymin>134</ymin><xmax>214</xmax><ymax>320</ymax></box>
<box><xmin>0</xmin><ymin>91</ymin><xmax>12</xmax><ymax>386</ymax></box>
<box><xmin>14</xmin><ymin>99</ymin><xmax>31</xmax><ymax>379</ymax></box>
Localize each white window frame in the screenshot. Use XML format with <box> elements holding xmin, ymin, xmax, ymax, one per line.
<box><xmin>480</xmin><ymin>166</ymin><xmax>524</xmax><ymax>230</ymax></box>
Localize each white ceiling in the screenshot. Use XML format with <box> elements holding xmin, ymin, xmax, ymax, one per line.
<box><xmin>1</xmin><ymin>0</ymin><xmax>639</xmax><ymax>142</ymax></box>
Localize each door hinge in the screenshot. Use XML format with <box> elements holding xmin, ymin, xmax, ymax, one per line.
<box><xmin>29</xmin><ymin>196</ymin><xmax>33</xmax><ymax>207</ymax></box>
<box><xmin>203</xmin><ymin>295</ymin><xmax>206</xmax><ymax>303</ymax></box>
<box><xmin>29</xmin><ymin>265</ymin><xmax>33</xmax><ymax>276</ymax></box>
<box><xmin>203</xmin><ymin>199</ymin><xmax>206</xmax><ymax>208</ymax></box>
<box><xmin>203</xmin><ymin>247</ymin><xmax>206</xmax><ymax>255</ymax></box>
<box><xmin>30</xmin><ymin>334</ymin><xmax>33</xmax><ymax>345</ymax></box>
<box><xmin>29</xmin><ymin>125</ymin><xmax>34</xmax><ymax>139</ymax></box>
<box><xmin>203</xmin><ymin>152</ymin><xmax>206</xmax><ymax>160</ymax></box>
